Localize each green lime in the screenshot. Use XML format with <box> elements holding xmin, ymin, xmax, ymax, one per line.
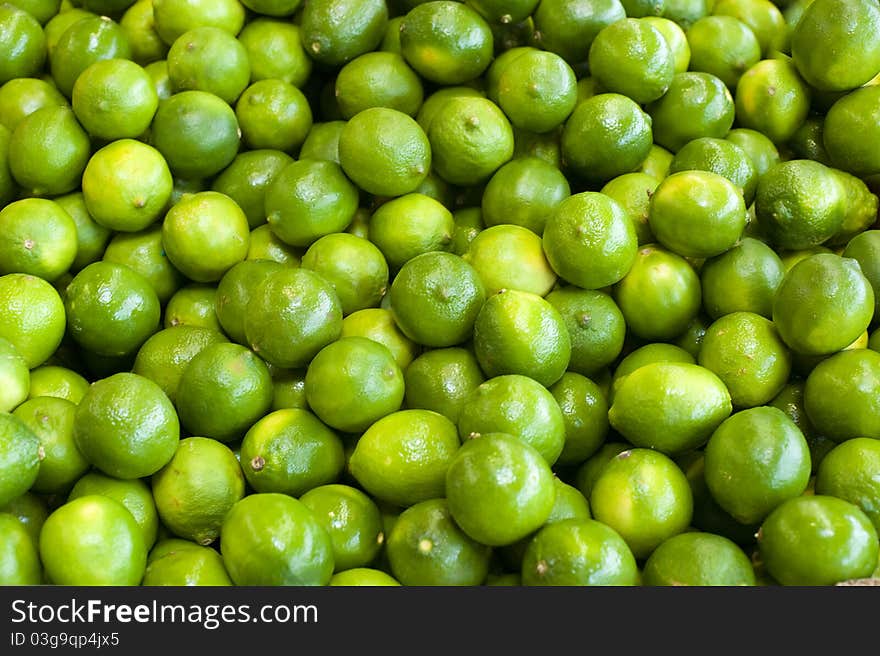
<box><xmin>8</xmin><ymin>104</ymin><xmax>91</xmax><ymax>197</ymax></box>
<box><xmin>462</xmin><ymin>223</ymin><xmax>557</xmax><ymax>297</ymax></box>
<box><xmin>823</xmin><ymin>85</ymin><xmax>880</xmax><ymax>179</ymax></box>
<box><xmin>300</xmin><ymin>483</ymin><xmax>385</xmax><ymax>572</ymax></box>
<box><xmin>403</xmin><ymin>346</ymin><xmax>485</xmax><ymax>424</ymax></box>
<box><xmin>265</xmin><ymin>159</ymin><xmax>360</xmax><ymax>248</ymax></box>
<box><xmin>27</xmin><ymin>365</ymin><xmax>88</xmax><ymax>404</ymax></box>
<box><xmin>668</xmin><ymin>136</ymin><xmax>758</xmax><ymax>206</ymax></box>
<box><xmin>338</xmin><ymin>107</ymin><xmax>431</xmax><ymax>199</ymax></box>
<box><xmin>790</xmin><ymin>0</ymin><xmax>880</xmax><ymax>92</ymax></box>
<box><xmin>240</xmin><ymin>408</ymin><xmax>344</xmax><ymax>497</ymax></box>
<box><xmin>164</xmin><ymin>283</ymin><xmax>224</xmax><ymax>332</ymax></box>
<box><xmin>772</xmin><ymin>253</ymin><xmax>874</xmax><ymax>356</ymax></box>
<box><xmin>244</xmin><ymin>268</ymin><xmax>342</xmax><ymax>369</ymax></box>
<box><xmin>599</xmin><ymin>172</ymin><xmax>660</xmax><ymax>246</ymax></box>
<box><xmin>368</xmin><ymin>193</ymin><xmax>454</xmax><ymax>273</ymax></box>
<box><xmin>149</xmin><ymin>89</ymin><xmax>241</xmax><ymax>180</ymax></box>
<box><xmin>81</xmin><ymin>139</ymin><xmax>173</xmax><ymax>234</ymax></box>
<box><xmin>816</xmin><ymin>438</ymin><xmax>880</xmax><ymax>533</ymax></box>
<box><xmin>12</xmin><ymin>396</ymin><xmax>86</xmax><ymax>494</ymax></box>
<box><xmin>0</xmin><ymin>5</ymin><xmax>47</xmax><ymax>84</ymax></box>
<box><xmin>610</xmin><ymin>341</ymin><xmax>696</xmax><ymax>401</ymax></box>
<box><xmin>472</xmin><ymin>288</ymin><xmax>571</xmax><ymax>388</ymax></box>
<box><xmin>102</xmin><ymin>225</ymin><xmax>186</xmax><ymax>304</ymax></box>
<box><xmin>734</xmin><ymin>58</ymin><xmax>811</xmax><ymax>145</ymax></box>
<box><xmin>521</xmin><ymin>518</ymin><xmax>640</xmax><ymax>586</ymax></box>
<box><xmin>685</xmin><ymin>15</ymin><xmax>760</xmax><ymax>89</ymax></box>
<box><xmin>642</xmin><ymin>531</ymin><xmax>756</xmax><ymax>586</ymax></box>
<box><xmin>0</xmin><ymin>273</ymin><xmax>66</xmax><ymax>368</ymax></box>
<box><xmin>388</xmin><ymin>251</ymin><xmax>485</xmax><ymax>348</ymax></box>
<box><xmin>220</xmin><ymin>492</ymin><xmax>335</xmax><ymax>586</ymax></box>
<box><xmin>152</xmin><ymin>436</ymin><xmax>245</xmax><ymax>545</ymax></box>
<box><xmin>49</xmin><ymin>15</ymin><xmax>132</xmax><ymax>98</ymax></box>
<box><xmin>532</xmin><ymin>0</ymin><xmax>626</xmax><ymax>65</ymax></box>
<box><xmin>0</xmin><ymin>198</ymin><xmax>78</xmax><ymax>282</ymax></box>
<box><xmin>550</xmin><ymin>372</ymin><xmax>610</xmax><ymax>467</ymax></box>
<box><xmin>335</xmin><ymin>51</ymin><xmax>424</xmax><ymax>120</ymax></box>
<box><xmin>301</xmin><ymin>233</ymin><xmax>389</xmax><ymax>317</ymax></box>
<box><xmin>543</xmin><ymin>191</ymin><xmax>638</xmax><ymax>289</ymax></box>
<box><xmin>72</xmin><ymin>57</ymin><xmax>158</xmax><ymax>140</ymax></box>
<box><xmin>175</xmin><ymin>342</ymin><xmax>273</xmax><ymax>443</ymax></box>
<box><xmin>299</xmin><ymin>0</ymin><xmax>388</xmax><ymax>68</ymax></box>
<box><xmin>697</xmin><ymin>311</ymin><xmax>792</xmax><ymax>408</ymax></box>
<box><xmin>609</xmin><ymin>361</ymin><xmax>732</xmax><ymax>455</ymax></box>
<box><xmin>64</xmin><ymin>261</ymin><xmax>161</xmax><ymax>357</ymax></box>
<box><xmin>53</xmin><ymin>192</ymin><xmax>112</xmax><ymax>275</ymax></box>
<box><xmin>496</xmin><ymin>48</ymin><xmax>577</xmax><ymax>134</ymax></box>
<box><xmin>545</xmin><ymin>286</ymin><xmax>626</xmax><ymax>377</ymax></box>
<box><xmin>726</xmin><ymin>127</ymin><xmax>781</xmax><ymax>178</ymax></box>
<box><xmin>446</xmin><ymin>431</ymin><xmax>556</xmax><ymax>547</ymax></box>
<box><xmin>704</xmin><ymin>406</ymin><xmax>811</xmax><ymax>525</ymax></box>
<box><xmin>151</xmin><ymin>0</ymin><xmax>246</xmax><ymax>46</ymax></box>
<box><xmin>67</xmin><ymin>471</ymin><xmax>159</xmax><ymax>550</ymax></box>
<box><xmin>758</xmin><ymin>495</ymin><xmax>879</xmax><ymax>586</ymax></box>
<box><xmin>167</xmin><ymin>26</ymin><xmax>250</xmax><ymax>104</ymax></box>
<box><xmin>304</xmin><ymin>336</ymin><xmax>404</xmax><ymax>434</ymax></box>
<box><xmin>39</xmin><ymin>495</ymin><xmax>147</xmax><ymax>585</ymax></box>
<box><xmin>271</xmin><ymin>367</ymin><xmax>308</xmax><ymax>411</ymax></box>
<box><xmin>560</xmin><ymin>93</ymin><xmax>653</xmax><ymax>186</ymax></box>
<box><xmin>240</xmin><ymin>21</ymin><xmax>310</xmax><ymax>87</ymax></box>
<box><xmin>481</xmin><ymin>156</ymin><xmax>569</xmax><ymax>235</ymax></box>
<box><xmin>348</xmin><ymin>408</ymin><xmax>460</xmax><ymax>508</ymax></box>
<box><xmin>74</xmin><ymin>372</ymin><xmax>179</xmax><ymax>479</ymax></box>
<box><xmin>803</xmin><ymin>349</ymin><xmax>880</xmax><ymax>442</ymax></box>
<box><xmin>214</xmin><ymin>259</ymin><xmax>284</xmax><ymax>345</ymax></box>
<box><xmin>299</xmin><ymin>120</ymin><xmax>346</xmax><ymax>164</ymax></box>
<box><xmin>0</xmin><ymin>491</ymin><xmax>47</xmax><ymax>551</ymax></box>
<box><xmin>457</xmin><ymin>374</ymin><xmax>566</xmax><ymax>466</ymax></box>
<box><xmin>399</xmin><ymin>1</ymin><xmax>493</xmax><ymax>85</ymax></box>
<box><xmin>386</xmin><ymin>498</ymin><xmax>491</xmax><ymax>585</ymax></box>
<box><xmin>613</xmin><ymin>244</ymin><xmax>702</xmax><ymax>341</ymax></box>
<box><xmin>0</xmin><ymin>513</ymin><xmax>41</xmax><ymax>585</ymax></box>
<box><xmin>645</xmin><ymin>71</ymin><xmax>735</xmax><ymax>152</ymax></box>
<box><xmin>588</xmin><ymin>17</ymin><xmax>675</xmax><ymax>104</ymax></box>
<box><xmin>142</xmin><ymin>542</ymin><xmax>232</xmax><ymax>586</ymax></box>
<box><xmin>212</xmin><ymin>151</ymin><xmax>293</xmax><ymax>228</ymax></box>
<box><xmin>329</xmin><ymin>568</ymin><xmax>400</xmax><ymax>586</ymax></box>
<box><xmin>120</xmin><ymin>0</ymin><xmax>169</xmax><ymax>66</ymax></box>
<box><xmin>340</xmin><ymin>308</ymin><xmax>419</xmax><ymax>369</ymax></box>
<box><xmin>590</xmin><ymin>447</ymin><xmax>694</xmax><ymax>560</ymax></box>
<box><xmin>0</xmin><ymin>412</ymin><xmax>41</xmax><ymax>507</ymax></box>
<box><xmin>247</xmin><ymin>224</ymin><xmax>302</xmax><ymax>266</ymax></box>
<box><xmin>700</xmin><ymin>237</ymin><xmax>785</xmax><ymax>319</ymax></box>
<box><xmin>234</xmin><ymin>79</ymin><xmax>313</xmax><ymax>154</ymax></box>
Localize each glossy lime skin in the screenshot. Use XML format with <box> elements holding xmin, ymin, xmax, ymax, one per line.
<box><xmin>641</xmin><ymin>531</ymin><xmax>756</xmax><ymax>586</ymax></box>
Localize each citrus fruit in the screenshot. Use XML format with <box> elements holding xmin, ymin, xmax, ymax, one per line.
<box><xmin>399</xmin><ymin>1</ymin><xmax>493</xmax><ymax>85</ymax></box>
<box><xmin>152</xmin><ymin>0</ymin><xmax>246</xmax><ymax>46</ymax></box>
<box><xmin>403</xmin><ymin>347</ymin><xmax>485</xmax><ymax>424</ymax></box>
<box><xmin>338</xmin><ymin>106</ymin><xmax>431</xmax><ymax>198</ymax></box>
<box><xmin>244</xmin><ymin>267</ymin><xmax>343</xmax><ymax>369</ymax></box>
<box><xmin>340</xmin><ymin>308</ymin><xmax>419</xmax><ymax>369</ymax></box>
<box><xmin>235</xmin><ymin>79</ymin><xmax>313</xmax><ymax>153</ymax></box>
<box><xmin>697</xmin><ymin>311</ymin><xmax>792</xmax><ymax>408</ymax></box>
<box><xmin>388</xmin><ymin>251</ymin><xmax>484</xmax><ymax>348</ymax></box>
<box><xmin>64</xmin><ymin>261</ymin><xmax>161</xmax><ymax>358</ymax></box>
<box><xmin>12</xmin><ymin>396</ymin><xmax>87</xmax><ymax>495</ymax></box>
<box><xmin>240</xmin><ymin>408</ymin><xmax>344</xmax><ymax>497</ymax></box>
<box><xmin>329</xmin><ymin>568</ymin><xmax>400</xmax><ymax>586</ymax></box>
<box><xmin>348</xmin><ymin>408</ymin><xmax>460</xmax><ymax>508</ymax></box>
<box><xmin>588</xmin><ymin>16</ymin><xmax>675</xmax><ymax>104</ymax></box>
<box><xmin>704</xmin><ymin>406</ymin><xmax>811</xmax><ymax>525</ymax></box>
<box><xmin>550</xmin><ymin>372</ymin><xmax>610</xmax><ymax>467</ymax></box>
<box><xmin>815</xmin><ymin>438</ymin><xmax>880</xmax><ymax>533</ymax></box>
<box><xmin>462</xmin><ymin>223</ymin><xmax>557</xmax><ymax>297</ymax></box>
<box><xmin>0</xmin><ymin>273</ymin><xmax>66</xmax><ymax>368</ymax></box>
<box><xmin>162</xmin><ymin>190</ymin><xmax>251</xmax><ymax>283</ymax></box>
<box><xmin>334</xmin><ymin>51</ymin><xmax>424</xmax><ymax>120</ymax></box>
<box><xmin>803</xmin><ymin>349</ymin><xmax>880</xmax><ymax>443</ymax></box>
<box><xmin>132</xmin><ymin>325</ymin><xmax>228</xmax><ymax>404</ymax></box>
<box><xmin>304</xmin><ymin>336</ymin><xmax>404</xmax><ymax>434</ymax></box>
<box><xmin>446</xmin><ymin>431</ymin><xmax>556</xmax><ymax>547</ymax></box>
<box><xmin>220</xmin><ymin>492</ymin><xmax>335</xmax><ymax>586</ymax></box>
<box><xmin>543</xmin><ymin>191</ymin><xmax>638</xmax><ymax>289</ymax></box>
<box><xmin>175</xmin><ymin>342</ymin><xmax>273</xmax><ymax>443</ymax></box>
<box><xmin>480</xmin><ymin>156</ymin><xmax>569</xmax><ymax>235</ymax></box>
<box><xmin>757</xmin><ymin>495</ymin><xmax>879</xmax><ymax>586</ymax></box>
<box><xmin>142</xmin><ymin>542</ymin><xmax>233</xmax><ymax>586</ymax></box>
<box><xmin>167</xmin><ymin>26</ymin><xmax>250</xmax><ymax>104</ymax></box>
<box><xmin>0</xmin><ymin>338</ymin><xmax>29</xmax><ymax>412</ymax></box>
<box><xmin>385</xmin><ymin>497</ymin><xmax>491</xmax><ymax>586</ymax></box>
<box><xmin>39</xmin><ymin>495</ymin><xmax>147</xmax><ymax>585</ymax></box>
<box><xmin>560</xmin><ymin>93</ymin><xmax>653</xmax><ymax>186</ymax></box>
<box><xmin>457</xmin><ymin>374</ymin><xmax>566</xmax><ymax>466</ymax></box>
<box><xmin>641</xmin><ymin>531</ymin><xmax>756</xmax><ymax>586</ymax></box>
<box><xmin>152</xmin><ymin>436</ymin><xmax>246</xmax><ymax>545</ymax></box>
<box><xmin>609</xmin><ymin>361</ymin><xmax>732</xmax><ymax>454</ymax></box>
<box><xmin>772</xmin><ymin>253</ymin><xmax>874</xmax><ymax>356</ymax></box>
<box><xmin>72</xmin><ymin>57</ymin><xmax>158</xmax><ymax>140</ymax></box>
<box><xmin>368</xmin><ymin>193</ymin><xmax>454</xmax><ymax>273</ymax></box>
<box><xmin>49</xmin><ymin>15</ymin><xmax>132</xmax><ymax>99</ymax></box>
<box><xmin>0</xmin><ymin>197</ymin><xmax>77</xmax><ymax>282</ymax></box>
<box><xmin>685</xmin><ymin>15</ymin><xmax>760</xmax><ymax>89</ymax></box>
<box><xmin>0</xmin><ymin>6</ymin><xmax>46</xmax><ymax>85</ymax></box>
<box><xmin>668</xmin><ymin>136</ymin><xmax>758</xmax><ymax>206</ymax></box>
<box><xmin>0</xmin><ymin>512</ymin><xmax>41</xmax><ymax>585</ymax></box>
<box><xmin>102</xmin><ymin>226</ymin><xmax>185</xmax><ymax>305</ymax></box>
<box><xmin>734</xmin><ymin>58</ymin><xmax>811</xmax><ymax>145</ymax></box>
<box><xmin>590</xmin><ymin>447</ymin><xmax>694</xmax><ymax>560</ymax></box>
<box><xmin>495</xmin><ymin>48</ymin><xmax>577</xmax><ymax>134</ymax></box>
<box><xmin>532</xmin><ymin>0</ymin><xmax>626</xmax><ymax>65</ymax></box>
<box><xmin>81</xmin><ymin>139</ymin><xmax>173</xmax><ymax>233</ymax></box>
<box><xmin>472</xmin><ymin>288</ymin><xmax>571</xmax><ymax>388</ymax></box>
<box><xmin>823</xmin><ymin>85</ymin><xmax>880</xmax><ymax>179</ymax></box>
<box><xmin>211</xmin><ymin>150</ymin><xmax>294</xmax><ymax>229</ymax></box>
<box><xmin>521</xmin><ymin>517</ymin><xmax>639</xmax><ymax>586</ymax></box>
<box><xmin>299</xmin><ymin>0</ymin><xmax>388</xmax><ymax>68</ymax></box>
<box><xmin>0</xmin><ymin>411</ymin><xmax>41</xmax><ymax>507</ymax></box>
<box><xmin>237</xmin><ymin>18</ymin><xmax>311</xmax><ymax>87</ymax></box>
<box><xmin>265</xmin><ymin>159</ymin><xmax>360</xmax><ymax>248</ymax></box>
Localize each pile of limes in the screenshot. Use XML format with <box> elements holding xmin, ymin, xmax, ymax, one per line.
<box><xmin>1</xmin><ymin>0</ymin><xmax>880</xmax><ymax>588</ymax></box>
